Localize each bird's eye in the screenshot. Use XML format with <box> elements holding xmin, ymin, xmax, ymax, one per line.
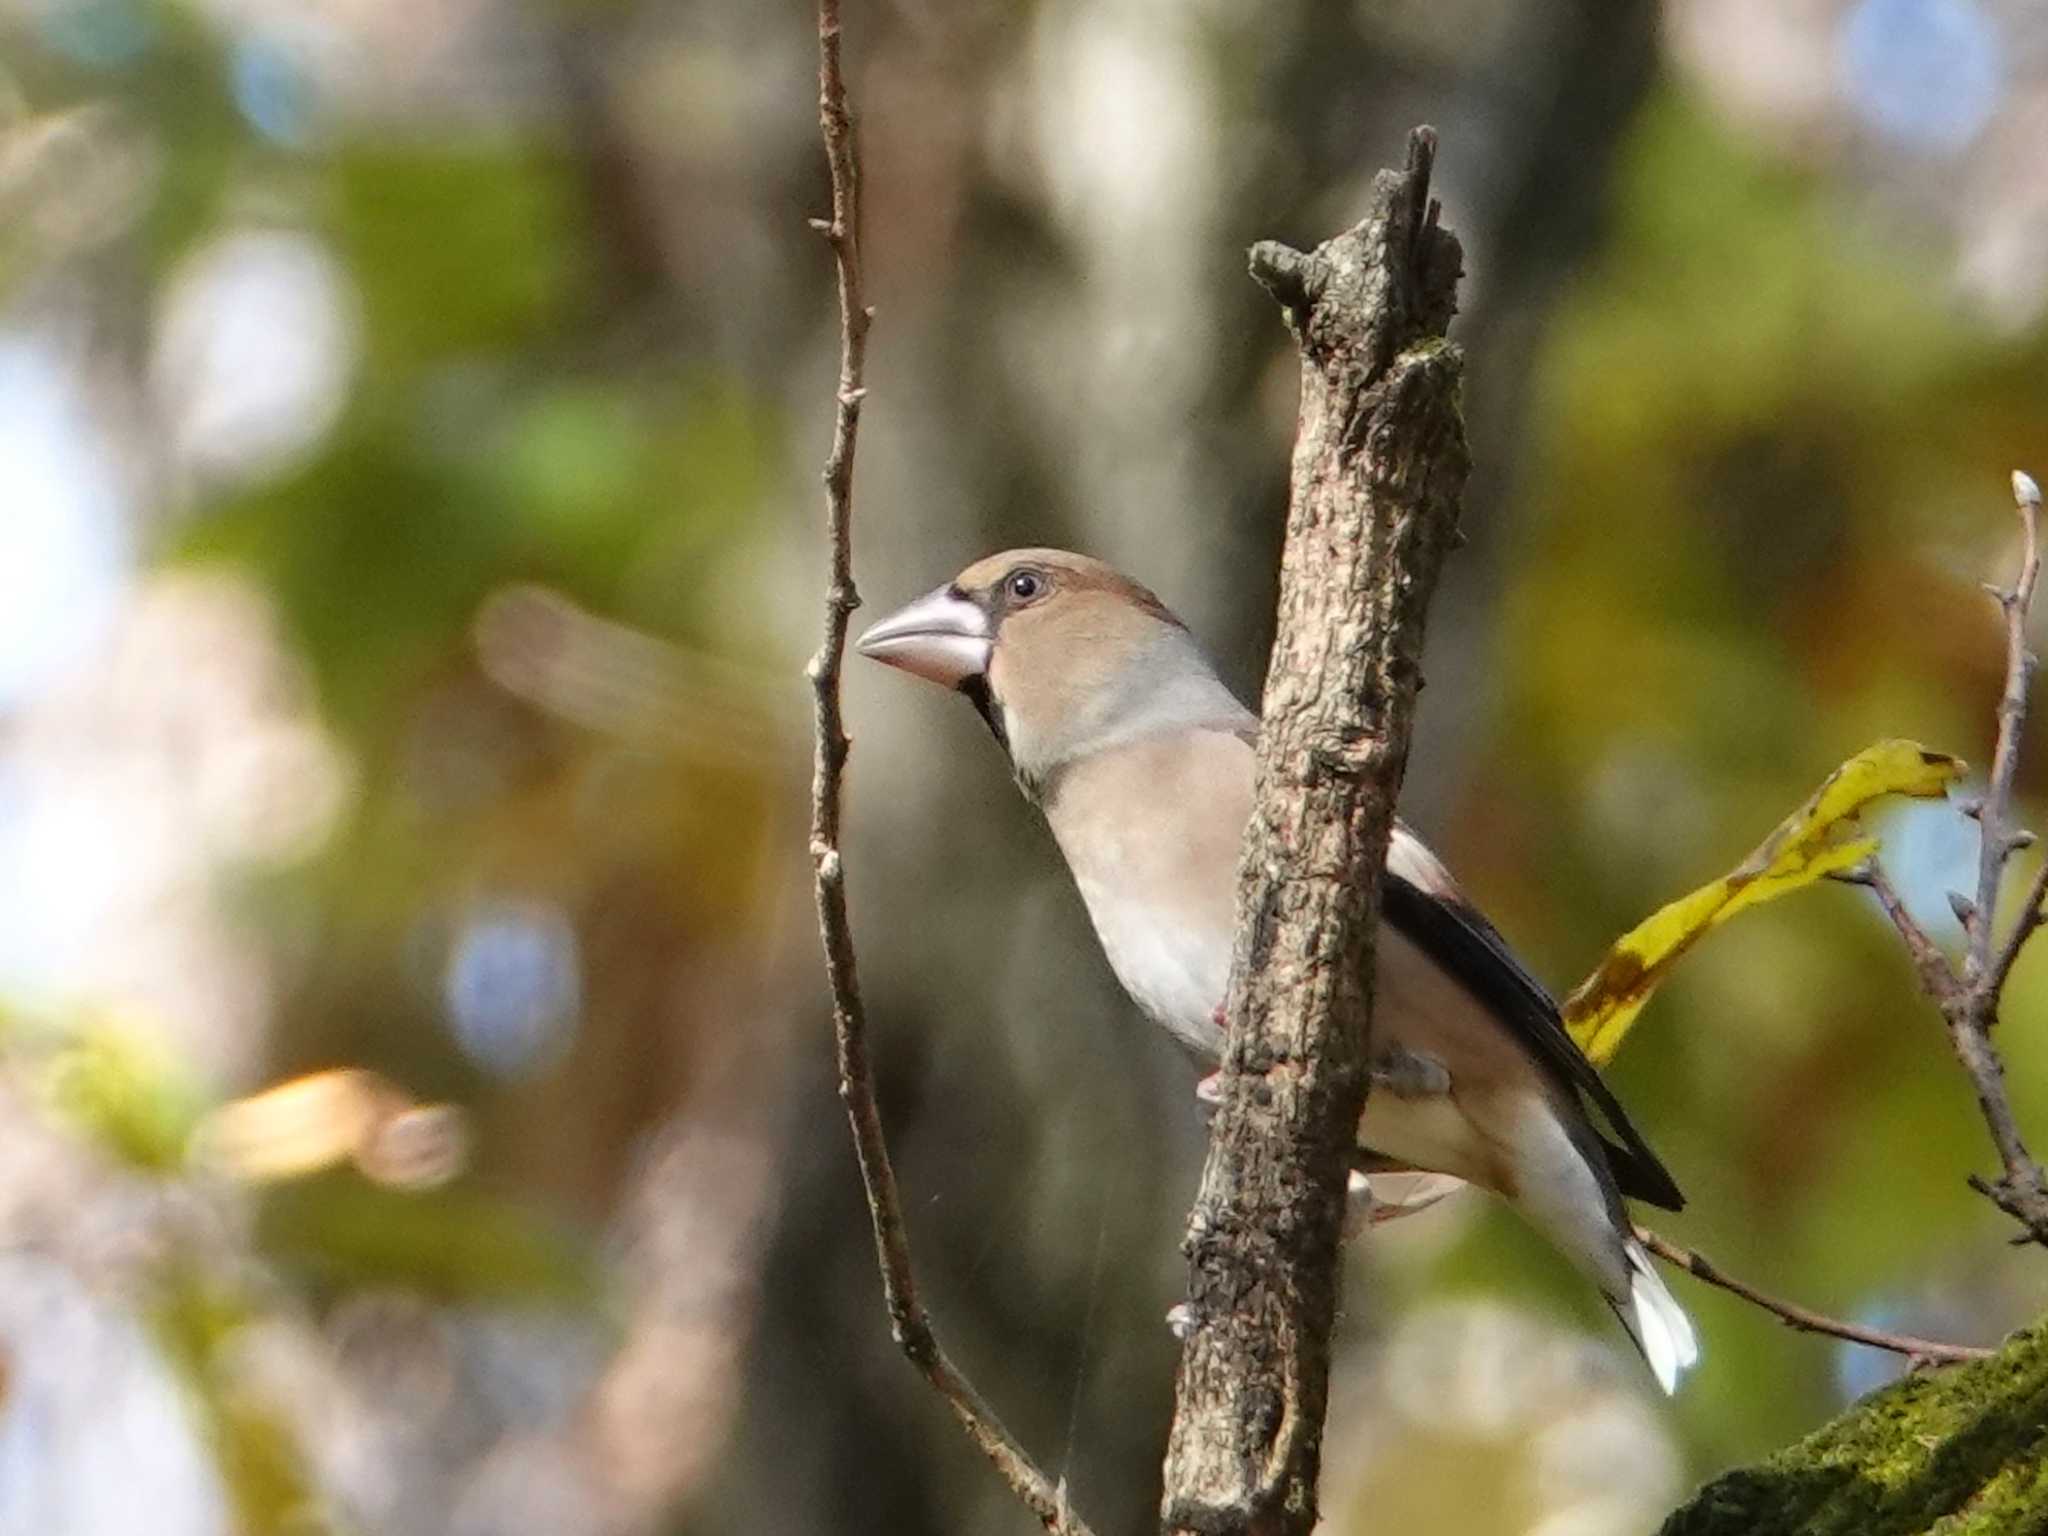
<box><xmin>1005</xmin><ymin>570</ymin><xmax>1043</xmax><ymax>602</ymax></box>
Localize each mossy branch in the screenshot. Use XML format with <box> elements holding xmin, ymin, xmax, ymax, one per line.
<box><xmin>1661</xmin><ymin>1323</ymin><xmax>2048</xmax><ymax>1536</ymax></box>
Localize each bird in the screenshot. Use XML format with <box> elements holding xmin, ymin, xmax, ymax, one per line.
<box><xmin>854</xmin><ymin>548</ymin><xmax>1699</xmax><ymax>1393</ymax></box>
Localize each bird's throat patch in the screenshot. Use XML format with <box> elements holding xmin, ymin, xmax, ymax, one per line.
<box><xmin>957</xmin><ymin>674</ymin><xmax>1008</xmax><ymax>752</ymax></box>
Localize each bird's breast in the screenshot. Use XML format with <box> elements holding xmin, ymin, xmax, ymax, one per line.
<box><xmin>1068</xmin><ymin>875</ymin><xmax>1231</xmax><ymax>1056</ymax></box>
<box><xmin>1040</xmin><ymin>730</ymin><xmax>1252</xmax><ymax>1057</ymax></box>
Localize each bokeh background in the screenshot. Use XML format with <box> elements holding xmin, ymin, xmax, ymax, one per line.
<box><xmin>2</xmin><ymin>0</ymin><xmax>2047</xmax><ymax>1532</ymax></box>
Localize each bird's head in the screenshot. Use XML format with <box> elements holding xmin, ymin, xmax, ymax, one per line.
<box><xmin>856</xmin><ymin>549</ymin><xmax>1247</xmax><ymax>796</ymax></box>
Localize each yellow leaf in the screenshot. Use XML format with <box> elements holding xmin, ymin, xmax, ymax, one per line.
<box><xmin>1564</xmin><ymin>739</ymin><xmax>1963</xmax><ymax>1066</ymax></box>
<box><xmin>191</xmin><ymin>1068</ymin><xmax>468</xmax><ymax>1190</ymax></box>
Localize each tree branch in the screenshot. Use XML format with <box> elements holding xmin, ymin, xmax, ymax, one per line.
<box><xmin>1160</xmin><ymin>129</ymin><xmax>1469</xmax><ymax>1536</ymax></box>
<box><xmin>1658</xmin><ymin>1322</ymin><xmax>2048</xmax><ymax>1536</ymax></box>
<box><xmin>1633</xmin><ymin>1226</ymin><xmax>1991</xmax><ymax>1367</ymax></box>
<box><xmin>804</xmin><ymin>8</ymin><xmax>1094</xmax><ymax>1531</ymax></box>
<box><xmin>1844</xmin><ymin>860</ymin><xmax>1958</xmax><ymax>1005</ymax></box>
<box><xmin>1854</xmin><ymin>471</ymin><xmax>2048</xmax><ymax>1247</ymax></box>
<box><xmin>1964</xmin><ymin>472</ymin><xmax>2044</xmax><ymax>990</ymax></box>
<box><xmin>1986</xmin><ymin>851</ymin><xmax>2048</xmax><ymax>1001</ymax></box>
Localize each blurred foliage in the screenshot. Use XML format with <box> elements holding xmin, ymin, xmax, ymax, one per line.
<box><xmin>1</xmin><ymin>1005</ymin><xmax>604</xmax><ymax>1529</ymax></box>
<box><xmin>1</xmin><ymin>1</ymin><xmax>2047</xmax><ymax>1534</ymax></box>
<box><xmin>36</xmin><ymin>1020</ymin><xmax>209</xmax><ymax>1173</ymax></box>
<box><xmin>257</xmin><ymin>1178</ymin><xmax>608</xmax><ymax>1310</ymax></box>
<box><xmin>1462</xmin><ymin>83</ymin><xmax>2048</xmax><ymax>1478</ymax></box>
<box><xmin>149</xmin><ymin>1268</ymin><xmax>327</xmax><ymax>1536</ymax></box>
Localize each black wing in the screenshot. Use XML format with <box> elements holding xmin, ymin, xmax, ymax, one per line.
<box><xmin>1380</xmin><ymin>871</ymin><xmax>1686</xmax><ymax>1212</ymax></box>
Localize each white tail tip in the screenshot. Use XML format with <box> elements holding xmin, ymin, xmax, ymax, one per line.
<box><xmin>1622</xmin><ymin>1241</ymin><xmax>1700</xmax><ymax>1395</ymax></box>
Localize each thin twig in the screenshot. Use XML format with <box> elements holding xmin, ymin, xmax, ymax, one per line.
<box><xmin>1965</xmin><ymin>472</ymin><xmax>2044</xmax><ymax>988</ymax></box>
<box><xmin>1842</xmin><ymin>861</ymin><xmax>1958</xmax><ymax>1004</ymax></box>
<box><xmin>1854</xmin><ymin>471</ymin><xmax>2048</xmax><ymax>1246</ymax></box>
<box><xmin>1634</xmin><ymin>1226</ymin><xmax>1992</xmax><ymax>1367</ymax></box>
<box><xmin>804</xmin><ymin>8</ymin><xmax>1094</xmax><ymax>1532</ymax></box>
<box><xmin>1946</xmin><ymin>470</ymin><xmax>2048</xmax><ymax>1242</ymax></box>
<box><xmin>1986</xmin><ymin>854</ymin><xmax>2048</xmax><ymax>1000</ymax></box>
<box><xmin>1841</xmin><ymin>852</ymin><xmax>2048</xmax><ymax>1245</ymax></box>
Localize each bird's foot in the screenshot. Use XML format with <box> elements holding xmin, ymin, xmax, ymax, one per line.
<box><xmin>1343</xmin><ymin>1169</ymin><xmax>1375</xmax><ymax>1237</ymax></box>
<box><xmin>1370</xmin><ymin>1046</ymin><xmax>1451</xmax><ymax>1099</ymax></box>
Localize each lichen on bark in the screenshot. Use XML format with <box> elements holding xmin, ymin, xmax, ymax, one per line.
<box><xmin>1662</xmin><ymin>1323</ymin><xmax>2048</xmax><ymax>1536</ymax></box>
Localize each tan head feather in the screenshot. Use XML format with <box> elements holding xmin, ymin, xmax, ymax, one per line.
<box><xmin>940</xmin><ymin>550</ymin><xmax>1249</xmax><ymax>794</ymax></box>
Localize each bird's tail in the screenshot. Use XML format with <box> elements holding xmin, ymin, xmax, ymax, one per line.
<box><xmin>1465</xmin><ymin>1091</ymin><xmax>1699</xmax><ymax>1392</ymax></box>
<box><xmin>1605</xmin><ymin>1238</ymin><xmax>1700</xmax><ymax>1395</ymax></box>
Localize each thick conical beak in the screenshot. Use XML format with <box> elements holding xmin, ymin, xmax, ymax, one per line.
<box><xmin>854</xmin><ymin>586</ymin><xmax>991</xmax><ymax>687</ymax></box>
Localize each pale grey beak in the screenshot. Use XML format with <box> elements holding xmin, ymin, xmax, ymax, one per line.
<box><xmin>854</xmin><ymin>586</ymin><xmax>992</xmax><ymax>687</ymax></box>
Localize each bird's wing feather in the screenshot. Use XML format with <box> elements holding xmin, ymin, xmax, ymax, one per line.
<box><xmin>1379</xmin><ymin>830</ymin><xmax>1685</xmax><ymax>1211</ymax></box>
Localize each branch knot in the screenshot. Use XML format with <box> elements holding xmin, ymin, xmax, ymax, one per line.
<box><xmin>1248</xmin><ymin>241</ymin><xmax>1329</xmax><ymax>330</ymax></box>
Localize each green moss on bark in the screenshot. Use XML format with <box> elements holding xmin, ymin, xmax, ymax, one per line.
<box><xmin>1662</xmin><ymin>1323</ymin><xmax>2048</xmax><ymax>1536</ymax></box>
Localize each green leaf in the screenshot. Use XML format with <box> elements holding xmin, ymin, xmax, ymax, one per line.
<box><xmin>148</xmin><ymin>1267</ymin><xmax>326</xmax><ymax>1536</ymax></box>
<box><xmin>257</xmin><ymin>1176</ymin><xmax>609</xmax><ymax>1311</ymax></box>
<box><xmin>38</xmin><ymin>1023</ymin><xmax>209</xmax><ymax>1173</ymax></box>
<box><xmin>330</xmin><ymin>140</ymin><xmax>579</xmax><ymax>375</ymax></box>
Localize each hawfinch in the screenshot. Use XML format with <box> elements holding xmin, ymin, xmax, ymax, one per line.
<box><xmin>856</xmin><ymin>549</ymin><xmax>1699</xmax><ymax>1393</ymax></box>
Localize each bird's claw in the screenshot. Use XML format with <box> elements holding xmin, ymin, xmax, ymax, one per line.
<box><xmin>1343</xmin><ymin>1169</ymin><xmax>1374</xmax><ymax>1237</ymax></box>
<box><xmin>1370</xmin><ymin>1046</ymin><xmax>1451</xmax><ymax>1099</ymax></box>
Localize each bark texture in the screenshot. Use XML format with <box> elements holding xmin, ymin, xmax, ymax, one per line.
<box><xmin>1159</xmin><ymin>131</ymin><xmax>1469</xmax><ymax>1536</ymax></box>
<box><xmin>1661</xmin><ymin>1323</ymin><xmax>2048</xmax><ymax>1536</ymax></box>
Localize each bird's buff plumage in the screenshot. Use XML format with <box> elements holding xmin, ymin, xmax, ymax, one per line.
<box><xmin>857</xmin><ymin>549</ymin><xmax>1699</xmax><ymax>1393</ymax></box>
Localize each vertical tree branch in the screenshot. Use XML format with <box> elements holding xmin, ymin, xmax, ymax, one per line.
<box><xmin>1160</xmin><ymin>130</ymin><xmax>1469</xmax><ymax>1536</ymax></box>
<box><xmin>1641</xmin><ymin>494</ymin><xmax>2048</xmax><ymax>1536</ymax></box>
<box><xmin>1949</xmin><ymin>476</ymin><xmax>2048</xmax><ymax>1242</ymax></box>
<box><xmin>1855</xmin><ymin>471</ymin><xmax>2048</xmax><ymax>1246</ymax></box>
<box><xmin>1964</xmin><ymin>471</ymin><xmax>2043</xmax><ymax>994</ymax></box>
<box><xmin>805</xmin><ymin>8</ymin><xmax>1097</xmax><ymax>1531</ymax></box>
